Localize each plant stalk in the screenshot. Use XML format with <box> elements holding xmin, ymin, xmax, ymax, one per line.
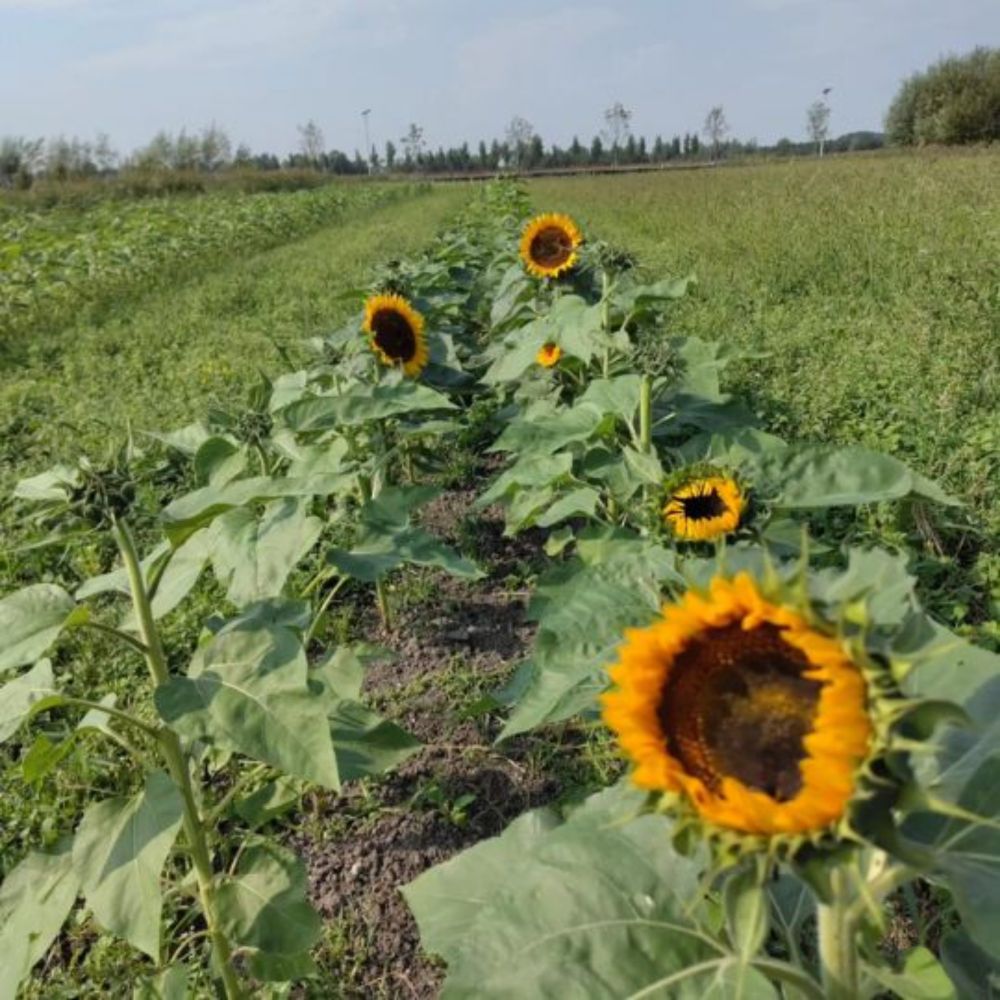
<box><xmin>375</xmin><ymin>577</ymin><xmax>393</xmax><ymax>631</ymax></box>
<box><xmin>601</xmin><ymin>268</ymin><xmax>611</xmax><ymax>378</ymax></box>
<box><xmin>114</xmin><ymin>519</ymin><xmax>245</xmax><ymax>1000</ymax></box>
<box><xmin>816</xmin><ymin>868</ymin><xmax>859</xmax><ymax>1000</ymax></box>
<box><xmin>639</xmin><ymin>374</ymin><xmax>653</xmax><ymax>453</ymax></box>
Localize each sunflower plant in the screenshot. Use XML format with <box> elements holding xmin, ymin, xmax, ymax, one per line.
<box><xmin>405</xmin><ymin>547</ymin><xmax>1000</xmax><ymax>999</ymax></box>
<box><xmin>0</xmin><ymin>454</ymin><xmax>424</xmax><ymax>997</ymax></box>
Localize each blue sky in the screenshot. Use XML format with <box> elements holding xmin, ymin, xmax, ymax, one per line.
<box><xmin>2</xmin><ymin>0</ymin><xmax>998</xmax><ymax>157</ymax></box>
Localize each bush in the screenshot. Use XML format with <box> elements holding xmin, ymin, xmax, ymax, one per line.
<box><xmin>886</xmin><ymin>47</ymin><xmax>1000</xmax><ymax>145</ymax></box>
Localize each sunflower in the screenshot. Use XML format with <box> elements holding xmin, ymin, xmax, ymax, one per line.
<box><xmin>519</xmin><ymin>213</ymin><xmax>583</xmax><ymax>279</ymax></box>
<box><xmin>536</xmin><ymin>342</ymin><xmax>562</xmax><ymax>367</ymax></box>
<box><xmin>663</xmin><ymin>475</ymin><xmax>744</xmax><ymax>542</ymax></box>
<box><xmin>601</xmin><ymin>572</ymin><xmax>872</xmax><ymax>837</ymax></box>
<box><xmin>362</xmin><ymin>293</ymin><xmax>428</xmax><ymax>378</ymax></box>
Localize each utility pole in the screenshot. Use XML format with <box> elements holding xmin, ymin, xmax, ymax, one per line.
<box><xmin>361</xmin><ymin>108</ymin><xmax>372</xmax><ymax>174</ymax></box>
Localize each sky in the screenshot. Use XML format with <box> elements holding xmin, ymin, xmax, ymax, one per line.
<box><xmin>1</xmin><ymin>0</ymin><xmax>998</xmax><ymax>157</ymax></box>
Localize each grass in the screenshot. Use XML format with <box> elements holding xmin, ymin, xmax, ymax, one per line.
<box><xmin>529</xmin><ymin>151</ymin><xmax>1000</xmax><ymax>635</ymax></box>
<box><xmin>0</xmin><ymin>185</ymin><xmax>469</xmax><ymax>498</ymax></box>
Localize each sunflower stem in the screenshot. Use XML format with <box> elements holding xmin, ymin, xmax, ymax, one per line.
<box><xmin>601</xmin><ymin>268</ymin><xmax>611</xmax><ymax>378</ymax></box>
<box><xmin>113</xmin><ymin>518</ymin><xmax>244</xmax><ymax>1000</ymax></box>
<box><xmin>375</xmin><ymin>577</ymin><xmax>392</xmax><ymax>631</ymax></box>
<box><xmin>639</xmin><ymin>374</ymin><xmax>653</xmax><ymax>453</ymax></box>
<box><xmin>817</xmin><ymin>868</ymin><xmax>859</xmax><ymax>1000</ymax></box>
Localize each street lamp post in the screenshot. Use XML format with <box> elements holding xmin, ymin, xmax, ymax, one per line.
<box><xmin>361</xmin><ymin>108</ymin><xmax>372</xmax><ymax>174</ymax></box>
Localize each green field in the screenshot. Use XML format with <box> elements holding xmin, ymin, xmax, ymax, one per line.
<box><xmin>2</xmin><ymin>154</ymin><xmax>999</xmax><ymax>997</ymax></box>
<box><xmin>531</xmin><ymin>152</ymin><xmax>1000</xmax><ymax>634</ymax></box>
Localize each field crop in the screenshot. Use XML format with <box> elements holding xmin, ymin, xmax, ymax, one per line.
<box><xmin>0</xmin><ymin>180</ymin><xmax>425</xmax><ymax>342</ymax></box>
<box><xmin>1</xmin><ymin>159</ymin><xmax>999</xmax><ymax>999</ymax></box>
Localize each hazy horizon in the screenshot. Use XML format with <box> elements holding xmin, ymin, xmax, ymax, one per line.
<box><xmin>2</xmin><ymin>0</ymin><xmax>998</xmax><ymax>158</ymax></box>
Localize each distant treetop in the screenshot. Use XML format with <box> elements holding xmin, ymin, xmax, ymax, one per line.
<box><xmin>886</xmin><ymin>47</ymin><xmax>1000</xmax><ymax>146</ymax></box>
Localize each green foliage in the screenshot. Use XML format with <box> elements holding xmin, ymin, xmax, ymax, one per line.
<box><xmin>886</xmin><ymin>48</ymin><xmax>1000</xmax><ymax>146</ymax></box>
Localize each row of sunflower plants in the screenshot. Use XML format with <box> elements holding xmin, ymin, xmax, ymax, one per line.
<box><xmin>2</xmin><ymin>180</ymin><xmax>999</xmax><ymax>997</ymax></box>
<box><xmin>334</xmin><ymin>190</ymin><xmax>1000</xmax><ymax>998</ymax></box>
<box><xmin>0</xmin><ymin>295</ymin><xmax>482</xmax><ymax>996</ymax></box>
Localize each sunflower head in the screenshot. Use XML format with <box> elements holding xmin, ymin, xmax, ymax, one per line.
<box><xmin>601</xmin><ymin>572</ymin><xmax>874</xmax><ymax>847</ymax></box>
<box><xmin>662</xmin><ymin>472</ymin><xmax>745</xmax><ymax>542</ymax></box>
<box><xmin>536</xmin><ymin>342</ymin><xmax>562</xmax><ymax>368</ymax></box>
<box><xmin>519</xmin><ymin>213</ymin><xmax>583</xmax><ymax>279</ymax></box>
<box><xmin>362</xmin><ymin>293</ymin><xmax>429</xmax><ymax>378</ymax></box>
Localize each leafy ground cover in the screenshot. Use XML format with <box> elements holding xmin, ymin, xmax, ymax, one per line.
<box><xmin>1</xmin><ymin>160</ymin><xmax>999</xmax><ymax>999</ymax></box>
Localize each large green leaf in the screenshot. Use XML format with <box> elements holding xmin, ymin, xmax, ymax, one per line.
<box><xmin>578</xmin><ymin>374</ymin><xmax>643</xmax><ymax>423</ymax></box>
<box><xmin>475</xmin><ymin>452</ymin><xmax>574</xmax><ymax>508</ymax></box>
<box><xmin>0</xmin><ymin>584</ymin><xmax>76</xmax><ymax>674</ymax></box>
<box><xmin>155</xmin><ymin>620</ymin><xmax>340</xmax><ymax>788</ymax></box>
<box><xmin>215</xmin><ymin>842</ymin><xmax>321</xmax><ymax>957</ymax></box>
<box><xmin>863</xmin><ymin>947</ymin><xmax>956</xmax><ymax>1000</ymax></box>
<box><xmin>73</xmin><ymin>771</ymin><xmax>183</xmax><ymax>959</ymax></box>
<box><xmin>161</xmin><ymin>474</ymin><xmax>346</xmax><ymax>544</ymax></box>
<box><xmin>209</xmin><ymin>498</ymin><xmax>323</xmax><ymax>607</ymax></box>
<box><xmin>0</xmin><ymin>658</ymin><xmax>58</xmax><ymax>743</ymax></box>
<box><xmin>941</xmin><ymin>929</ymin><xmax>1000</xmax><ymax>1000</ymax></box>
<box><xmin>132</xmin><ymin>963</ymin><xmax>190</xmax><ymax>1000</ymax></box>
<box><xmin>488</xmin><ymin>402</ymin><xmax>604</xmax><ymax>457</ymax></box>
<box><xmin>770</xmin><ymin>446</ymin><xmax>957</xmax><ymax>509</ymax></box>
<box><xmin>405</xmin><ymin>784</ymin><xmax>779</xmax><ymax>999</ymax></box>
<box><xmin>0</xmin><ymin>838</ymin><xmax>80</xmax><ymax>1000</ymax></box>
<box><xmin>279</xmin><ymin>381</ymin><xmax>455</xmax><ymax>431</ymax></box>
<box><xmin>500</xmin><ymin>536</ymin><xmax>674</xmax><ymax>738</ymax></box>
<box><xmin>327</xmin><ymin>486</ymin><xmax>481</xmax><ymax>583</ymax></box>
<box><xmin>481</xmin><ymin>318</ymin><xmax>552</xmax><ymax>384</ymax></box>
<box><xmin>328</xmin><ymin>699</ymin><xmax>422</xmax><ymax>780</ymax></box>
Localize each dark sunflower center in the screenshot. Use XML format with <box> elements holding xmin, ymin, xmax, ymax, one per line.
<box><xmin>530</xmin><ymin>226</ymin><xmax>573</xmax><ymax>268</ymax></box>
<box><xmin>677</xmin><ymin>488</ymin><xmax>727</xmax><ymax>521</ymax></box>
<box><xmin>371</xmin><ymin>309</ymin><xmax>416</xmax><ymax>362</ymax></box>
<box><xmin>658</xmin><ymin>623</ymin><xmax>822</xmax><ymax>801</ymax></box>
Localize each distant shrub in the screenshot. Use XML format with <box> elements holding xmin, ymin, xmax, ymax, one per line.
<box><xmin>886</xmin><ymin>47</ymin><xmax>1000</xmax><ymax>145</ymax></box>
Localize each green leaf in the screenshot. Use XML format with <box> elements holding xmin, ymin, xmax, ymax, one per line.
<box><xmin>210</xmin><ymin>498</ymin><xmax>323</xmax><ymax>607</ymax></box>
<box><xmin>155</xmin><ymin>621</ymin><xmax>340</xmax><ymax>788</ymax></box>
<box><xmin>0</xmin><ymin>659</ymin><xmax>58</xmax><ymax>742</ymax></box>
<box><xmin>0</xmin><ymin>838</ymin><xmax>81</xmax><ymax>1000</ymax></box>
<box><xmin>22</xmin><ymin>733</ymin><xmax>74</xmax><ymax>782</ymax></box>
<box><xmin>578</xmin><ymin>374</ymin><xmax>643</xmax><ymax>423</ymax></box>
<box><xmin>194</xmin><ymin>436</ymin><xmax>247</xmax><ymax>487</ymax></box>
<box><xmin>476</xmin><ymin>452</ymin><xmax>574</xmax><ymax>508</ymax></box>
<box><xmin>864</xmin><ymin>947</ymin><xmax>956</xmax><ymax>1000</ymax></box>
<box><xmin>132</xmin><ymin>963</ymin><xmax>190</xmax><ymax>1000</ymax></box>
<box><xmin>248</xmin><ymin>949</ymin><xmax>318</xmax><ymax>982</ymax></box>
<box><xmin>406</xmin><ymin>784</ymin><xmax>766</xmax><ymax>999</ymax></box>
<box><xmin>216</xmin><ymin>842</ymin><xmax>321</xmax><ymax>956</ymax></box>
<box><xmin>12</xmin><ymin>464</ymin><xmax>79</xmax><ymax>502</ymax></box>
<box><xmin>489</xmin><ymin>403</ymin><xmax>603</xmax><ymax>457</ymax></box>
<box><xmin>161</xmin><ymin>474</ymin><xmax>346</xmax><ymax>545</ymax></box>
<box><xmin>0</xmin><ymin>584</ymin><xmax>76</xmax><ymax>674</ymax></box>
<box><xmin>73</xmin><ymin>771</ymin><xmax>183</xmax><ymax>959</ymax></box>
<box><xmin>941</xmin><ymin>929</ymin><xmax>1000</xmax><ymax>1000</ymax></box>
<box><xmin>328</xmin><ymin>699</ymin><xmax>422</xmax><ymax>780</ymax></box>
<box><xmin>534</xmin><ymin>488</ymin><xmax>600</xmax><ymax>528</ymax></box>
<box><xmin>723</xmin><ymin>862</ymin><xmax>770</xmax><ymax>964</ymax></box>
<box><xmin>403</xmin><ymin>807</ymin><xmax>560</xmax><ymax>960</ymax></box>
<box><xmin>770</xmin><ymin>446</ymin><xmax>956</xmax><ymax>509</ymax></box>
<box><xmin>235</xmin><ymin>776</ymin><xmax>302</xmax><ymax>829</ymax></box>
<box><xmin>279</xmin><ymin>381</ymin><xmax>455</xmax><ymax>431</ymax></box>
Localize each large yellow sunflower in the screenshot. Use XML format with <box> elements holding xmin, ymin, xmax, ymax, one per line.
<box><xmin>519</xmin><ymin>213</ymin><xmax>583</xmax><ymax>279</ymax></box>
<box><xmin>536</xmin><ymin>342</ymin><xmax>562</xmax><ymax>367</ymax></box>
<box><xmin>362</xmin><ymin>293</ymin><xmax>429</xmax><ymax>378</ymax></box>
<box><xmin>663</xmin><ymin>475</ymin><xmax>744</xmax><ymax>542</ymax></box>
<box><xmin>601</xmin><ymin>573</ymin><xmax>872</xmax><ymax>837</ymax></box>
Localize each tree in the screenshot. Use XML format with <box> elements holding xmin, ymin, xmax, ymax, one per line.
<box><xmin>504</xmin><ymin>116</ymin><xmax>536</xmax><ymax>169</ymax></box>
<box><xmin>385</xmin><ymin>140</ymin><xmax>396</xmax><ymax>171</ymax></box>
<box><xmin>703</xmin><ymin>105</ymin><xmax>729</xmax><ymax>162</ymax></box>
<box><xmin>806</xmin><ymin>98</ymin><xmax>831</xmax><ymax>156</ymax></box>
<box><xmin>589</xmin><ymin>135</ymin><xmax>604</xmax><ymax>164</ymax></box>
<box><xmin>400</xmin><ymin>123</ymin><xmax>425</xmax><ymax>166</ymax></box>
<box><xmin>602</xmin><ymin>101</ymin><xmax>632</xmax><ymax>164</ymax></box>
<box><xmin>199</xmin><ymin>123</ymin><xmax>231</xmax><ymax>171</ymax></box>
<box><xmin>886</xmin><ymin>47</ymin><xmax>1000</xmax><ymax>145</ymax></box>
<box><xmin>297</xmin><ymin>120</ymin><xmax>325</xmax><ymax>167</ymax></box>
